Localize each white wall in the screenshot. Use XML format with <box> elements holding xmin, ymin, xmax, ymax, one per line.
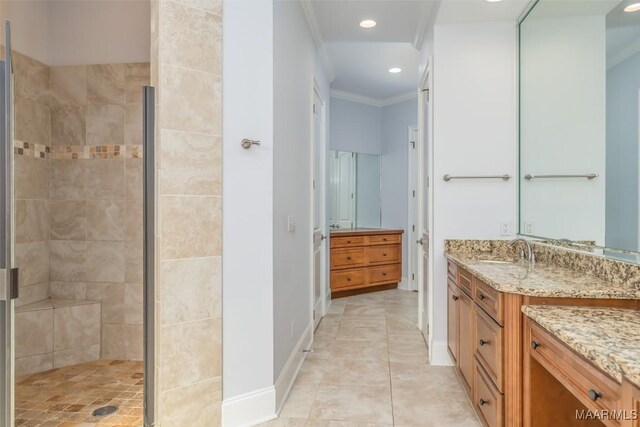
<box><xmin>330</xmin><ymin>97</ymin><xmax>382</xmax><ymax>154</ymax></box>
<box><xmin>520</xmin><ymin>15</ymin><xmax>606</xmax><ymax>245</ymax></box>
<box><xmin>4</xmin><ymin>0</ymin><xmax>150</xmax><ymax>66</ymax></box>
<box><xmin>381</xmin><ymin>98</ymin><xmax>417</xmax><ymax>279</ymax></box>
<box><xmin>222</xmin><ymin>0</ymin><xmax>274</xmax><ymax>405</ymax></box>
<box><xmin>430</xmin><ymin>22</ymin><xmax>517</xmax><ymax>364</ymax></box>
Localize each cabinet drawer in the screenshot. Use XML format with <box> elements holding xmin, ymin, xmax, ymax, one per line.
<box><xmin>367</xmin><ymin>264</ymin><xmax>400</xmax><ymax>285</ymax></box>
<box><xmin>447</xmin><ymin>260</ymin><xmax>458</xmax><ymax>281</ymax></box>
<box><xmin>368</xmin><ymin>234</ymin><xmax>401</xmax><ymax>245</ymax></box>
<box><xmin>527</xmin><ymin>320</ymin><xmax>622</xmax><ymax>426</ymax></box>
<box><xmin>458</xmin><ymin>267</ymin><xmax>473</xmax><ymax>296</ymax></box>
<box><xmin>474</xmin><ymin>277</ymin><xmax>503</xmax><ymax>326</ymax></box>
<box><xmin>331</xmin><ymin>236</ymin><xmax>365</xmax><ymax>248</ymax></box>
<box><xmin>331</xmin><ymin>269</ymin><xmax>366</xmax><ymax>291</ymax></box>
<box><xmin>474</xmin><ymin>360</ymin><xmax>504</xmax><ymax>427</ymax></box>
<box><xmin>367</xmin><ymin>245</ymin><xmax>401</xmax><ymax>265</ymax></box>
<box><xmin>331</xmin><ymin>248</ymin><xmax>366</xmax><ymax>269</ymax></box>
<box><xmin>475</xmin><ymin>306</ymin><xmax>504</xmax><ymax>393</ymax></box>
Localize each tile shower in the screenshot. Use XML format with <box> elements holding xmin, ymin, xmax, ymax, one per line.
<box><xmin>13</xmin><ymin>51</ymin><xmax>149</xmax><ymax>377</ymax></box>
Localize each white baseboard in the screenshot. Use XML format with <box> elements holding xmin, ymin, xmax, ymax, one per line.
<box><xmin>430</xmin><ymin>340</ymin><xmax>454</xmax><ymax>366</ymax></box>
<box><xmin>222</xmin><ymin>386</ymin><xmax>276</xmax><ymax>427</ymax></box>
<box><xmin>397</xmin><ymin>276</ymin><xmax>410</xmax><ymax>291</ymax></box>
<box><xmin>275</xmin><ymin>322</ymin><xmax>313</xmax><ymax>413</ymax></box>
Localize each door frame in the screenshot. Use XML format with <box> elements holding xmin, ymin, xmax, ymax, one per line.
<box><xmin>417</xmin><ymin>57</ymin><xmax>434</xmax><ymax>355</ymax></box>
<box><xmin>310</xmin><ymin>79</ymin><xmax>328</xmax><ymax>332</ymax></box>
<box><xmin>407</xmin><ymin>124</ymin><xmax>419</xmax><ymax>292</ymax></box>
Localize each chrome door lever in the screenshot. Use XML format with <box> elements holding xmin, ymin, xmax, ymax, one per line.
<box><xmin>416</xmin><ymin>238</ymin><xmax>424</xmax><ymax>245</ymax></box>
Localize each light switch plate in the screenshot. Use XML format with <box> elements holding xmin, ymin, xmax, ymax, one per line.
<box><xmin>287</xmin><ymin>215</ymin><xmax>296</xmax><ymax>232</ymax></box>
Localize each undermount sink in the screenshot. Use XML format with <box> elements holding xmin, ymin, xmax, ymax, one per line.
<box><xmin>476</xmin><ymin>259</ymin><xmax>517</xmax><ymax>265</ymax></box>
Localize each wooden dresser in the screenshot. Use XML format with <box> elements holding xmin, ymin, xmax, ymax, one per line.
<box><xmin>330</xmin><ymin>229</ymin><xmax>404</xmax><ymax>297</ymax></box>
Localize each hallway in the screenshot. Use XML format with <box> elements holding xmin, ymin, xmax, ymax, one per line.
<box><xmin>263</xmin><ymin>290</ymin><xmax>480</xmax><ymax>426</ymax></box>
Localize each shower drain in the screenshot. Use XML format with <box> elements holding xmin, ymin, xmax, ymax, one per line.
<box><xmin>92</xmin><ymin>405</ymin><xmax>119</xmax><ymax>417</ymax></box>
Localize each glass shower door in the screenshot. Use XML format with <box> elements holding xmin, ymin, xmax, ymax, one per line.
<box><xmin>0</xmin><ymin>19</ymin><xmax>16</xmax><ymax>427</ymax></box>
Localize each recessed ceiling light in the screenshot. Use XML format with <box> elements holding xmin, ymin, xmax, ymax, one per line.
<box><xmin>389</xmin><ymin>67</ymin><xmax>402</xmax><ymax>73</ymax></box>
<box><xmin>624</xmin><ymin>2</ymin><xmax>640</xmax><ymax>12</ymax></box>
<box><xmin>359</xmin><ymin>20</ymin><xmax>377</xmax><ymax>28</ymax></box>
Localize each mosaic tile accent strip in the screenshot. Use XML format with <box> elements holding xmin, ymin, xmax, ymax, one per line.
<box><xmin>14</xmin><ymin>141</ymin><xmax>144</xmax><ymax>160</ymax></box>
<box><xmin>15</xmin><ymin>359</ymin><xmax>143</xmax><ymax>426</ymax></box>
<box><xmin>14</xmin><ymin>141</ymin><xmax>50</xmax><ymax>159</ymax></box>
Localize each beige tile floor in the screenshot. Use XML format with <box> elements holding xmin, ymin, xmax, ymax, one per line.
<box><xmin>15</xmin><ymin>360</ymin><xmax>143</xmax><ymax>426</ymax></box>
<box><xmin>261</xmin><ymin>289</ymin><xmax>481</xmax><ymax>427</ymax></box>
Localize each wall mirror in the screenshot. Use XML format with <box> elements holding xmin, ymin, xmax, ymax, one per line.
<box><xmin>519</xmin><ymin>0</ymin><xmax>640</xmax><ymax>261</ymax></box>
<box><xmin>329</xmin><ymin>150</ymin><xmax>382</xmax><ymax>229</ymax></box>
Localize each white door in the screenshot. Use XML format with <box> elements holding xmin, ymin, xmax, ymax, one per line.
<box><xmin>312</xmin><ymin>89</ymin><xmax>326</xmax><ymax>328</ymax></box>
<box><xmin>408</xmin><ymin>125</ymin><xmax>419</xmax><ymax>292</ymax></box>
<box><xmin>331</xmin><ymin>151</ymin><xmax>355</xmax><ymax>229</ymax></box>
<box><xmin>420</xmin><ymin>80</ymin><xmax>432</xmax><ymax>345</ymax></box>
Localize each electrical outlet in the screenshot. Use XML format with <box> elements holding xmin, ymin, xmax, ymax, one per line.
<box><xmin>287</xmin><ymin>215</ymin><xmax>296</xmax><ymax>232</ymax></box>
<box><xmin>524</xmin><ymin>222</ymin><xmax>534</xmax><ymax>235</ymax></box>
<box><xmin>500</xmin><ymin>221</ymin><xmax>511</xmax><ymax>236</ymax></box>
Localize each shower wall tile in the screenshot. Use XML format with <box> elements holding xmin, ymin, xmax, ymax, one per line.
<box><xmin>16</xmin><ymin>353</ymin><xmax>53</xmax><ymax>377</ymax></box>
<box><xmin>125</xmin><ymin>241</ymin><xmax>143</xmax><ymax>283</ymax></box>
<box><xmin>125</xmin><ymin>63</ymin><xmax>151</xmax><ymax>105</ymax></box>
<box><xmin>125</xmin><ymin>200</ymin><xmax>143</xmax><ymax>241</ymax></box>
<box><xmin>85</xmin><ymin>241</ymin><xmax>125</xmax><ymax>283</ymax></box>
<box><xmin>86</xmin><ymin>158</ymin><xmax>125</xmax><ymax>200</ymax></box>
<box><xmin>14</xmin><ymin>52</ymin><xmax>50</xmax><ymax>104</ymax></box>
<box><xmin>125</xmin><ymin>158</ymin><xmax>143</xmax><ymax>200</ymax></box>
<box><xmin>49</xmin><ymin>159</ymin><xmax>86</xmax><ymax>200</ymax></box>
<box><xmin>159</xmin><ymin>377</ymin><xmax>221</xmax><ymax>427</ymax></box>
<box><xmin>50</xmin><ymin>200</ymin><xmax>87</xmax><ymax>241</ymax></box>
<box><xmin>88</xmin><ymin>64</ymin><xmax>125</xmax><ymax>105</ymax></box>
<box><xmin>53</xmin><ymin>302</ymin><xmax>101</xmax><ymax>351</ymax></box>
<box><xmin>15</xmin><ymin>241</ymin><xmax>49</xmax><ymax>287</ymax></box>
<box><xmin>15</xmin><ymin>155</ymin><xmax>49</xmax><ymax>200</ymax></box>
<box><xmin>86</xmin><ymin>282</ymin><xmax>125</xmax><ymax>324</ymax></box>
<box><xmin>16</xmin><ymin>283</ymin><xmax>49</xmax><ymax>309</ymax></box>
<box><xmin>50</xmin><ymin>281</ymin><xmax>88</xmax><ymax>300</ymax></box>
<box><xmin>160</xmin><ymin>1</ymin><xmax>222</xmax><ymax>74</ymax></box>
<box><xmin>51</xmin><ymin>105</ymin><xmax>86</xmax><ymax>146</ymax></box>
<box><xmin>160</xmin><ymin>195</ymin><xmax>221</xmax><ymax>259</ymax></box>
<box><xmin>161</xmin><ymin>257</ymin><xmax>219</xmax><ymax>325</ymax></box>
<box><xmin>87</xmin><ymin>200</ymin><xmax>125</xmax><ymax>241</ymax></box>
<box><xmin>87</xmin><ymin>105</ymin><xmax>125</xmax><ymax>146</ymax></box>
<box><xmin>124</xmin><ymin>283</ymin><xmax>144</xmax><ymax>325</ymax></box>
<box><xmin>102</xmin><ymin>323</ymin><xmax>125</xmax><ymax>359</ymax></box>
<box><xmin>123</xmin><ymin>324</ymin><xmax>143</xmax><ymax>360</ymax></box>
<box><xmin>54</xmin><ymin>343</ymin><xmax>100</xmax><ymax>369</ymax></box>
<box><xmin>15</xmin><ymin>308</ymin><xmax>54</xmax><ymax>358</ymax></box>
<box><xmin>15</xmin><ymin>199</ymin><xmax>50</xmax><ymax>244</ymax></box>
<box><xmin>15</xmin><ymin>96</ymin><xmax>51</xmax><ymax>145</ymax></box>
<box><xmin>50</xmin><ymin>66</ymin><xmax>88</xmax><ymax>107</ymax></box>
<box><xmin>160</xmin><ymin>130</ymin><xmax>221</xmax><ymax>196</ymax></box>
<box><xmin>125</xmin><ymin>104</ymin><xmax>143</xmax><ymax>145</ymax></box>
<box><xmin>50</xmin><ymin>240</ymin><xmax>87</xmax><ymax>282</ymax></box>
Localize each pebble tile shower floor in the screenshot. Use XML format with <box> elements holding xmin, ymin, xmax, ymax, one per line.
<box><xmin>15</xmin><ymin>360</ymin><xmax>143</xmax><ymax>427</ymax></box>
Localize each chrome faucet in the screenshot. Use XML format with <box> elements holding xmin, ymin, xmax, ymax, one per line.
<box><xmin>509</xmin><ymin>238</ymin><xmax>535</xmax><ymax>263</ymax></box>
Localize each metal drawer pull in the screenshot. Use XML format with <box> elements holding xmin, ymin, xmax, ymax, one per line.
<box><xmin>479</xmin><ymin>339</ymin><xmax>490</xmax><ymax>346</ymax></box>
<box><xmin>531</xmin><ymin>340</ymin><xmax>540</xmax><ymax>350</ymax></box>
<box><xmin>588</xmin><ymin>389</ymin><xmax>602</xmax><ymax>401</ymax></box>
<box><xmin>479</xmin><ymin>399</ymin><xmax>488</xmax><ymax>406</ymax></box>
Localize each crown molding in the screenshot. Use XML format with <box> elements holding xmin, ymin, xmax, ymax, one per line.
<box><xmin>413</xmin><ymin>0</ymin><xmax>440</xmax><ymax>49</ymax></box>
<box><xmin>300</xmin><ymin>0</ymin><xmax>336</xmax><ymax>82</ymax></box>
<box><xmin>331</xmin><ymin>89</ymin><xmax>417</xmax><ymax>108</ymax></box>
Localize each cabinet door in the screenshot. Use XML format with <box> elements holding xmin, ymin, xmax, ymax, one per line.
<box><xmin>447</xmin><ymin>280</ymin><xmax>459</xmax><ymax>363</ymax></box>
<box><xmin>458</xmin><ymin>290</ymin><xmax>474</xmax><ymax>392</ymax></box>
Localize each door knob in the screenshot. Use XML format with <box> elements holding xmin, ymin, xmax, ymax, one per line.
<box><xmin>241</xmin><ymin>138</ymin><xmax>261</xmax><ymax>149</ymax></box>
<box><xmin>320</xmin><ymin>234</ymin><xmax>327</xmax><ymax>240</ymax></box>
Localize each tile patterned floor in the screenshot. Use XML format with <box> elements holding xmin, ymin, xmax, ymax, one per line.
<box><xmin>15</xmin><ymin>360</ymin><xmax>144</xmax><ymax>427</ymax></box>
<box><xmin>261</xmin><ymin>289</ymin><xmax>481</xmax><ymax>427</ymax></box>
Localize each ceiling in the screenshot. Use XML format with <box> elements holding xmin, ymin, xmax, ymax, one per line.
<box><xmin>325</xmin><ymin>42</ymin><xmax>419</xmax><ymax>99</ymax></box>
<box><xmin>435</xmin><ymin>0</ymin><xmax>529</xmax><ymax>24</ymax></box>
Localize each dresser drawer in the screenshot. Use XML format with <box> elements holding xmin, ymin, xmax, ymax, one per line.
<box><xmin>474</xmin><ymin>360</ymin><xmax>504</xmax><ymax>427</ymax></box>
<box><xmin>474</xmin><ymin>277</ymin><xmax>503</xmax><ymax>326</ymax></box>
<box><xmin>527</xmin><ymin>320</ymin><xmax>622</xmax><ymax>426</ymax></box>
<box><xmin>367</xmin><ymin>264</ymin><xmax>401</xmax><ymax>285</ymax></box>
<box><xmin>331</xmin><ymin>235</ymin><xmax>365</xmax><ymax>248</ymax></box>
<box><xmin>367</xmin><ymin>245</ymin><xmax>401</xmax><ymax>265</ymax></box>
<box><xmin>368</xmin><ymin>234</ymin><xmax>401</xmax><ymax>245</ymax></box>
<box><xmin>475</xmin><ymin>306</ymin><xmax>503</xmax><ymax>393</ymax></box>
<box><xmin>331</xmin><ymin>269</ymin><xmax>366</xmax><ymax>291</ymax></box>
<box><xmin>458</xmin><ymin>266</ymin><xmax>473</xmax><ymax>296</ymax></box>
<box><xmin>331</xmin><ymin>248</ymin><xmax>366</xmax><ymax>269</ymax></box>
<box><xmin>447</xmin><ymin>260</ymin><xmax>458</xmax><ymax>281</ymax></box>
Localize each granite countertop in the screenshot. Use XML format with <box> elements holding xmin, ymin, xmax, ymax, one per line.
<box><xmin>445</xmin><ymin>251</ymin><xmax>640</xmax><ymax>299</ymax></box>
<box><xmin>522</xmin><ymin>305</ymin><xmax>640</xmax><ymax>388</ymax></box>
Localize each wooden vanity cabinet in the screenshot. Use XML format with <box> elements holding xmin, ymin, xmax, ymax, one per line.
<box><xmin>446</xmin><ymin>258</ymin><xmax>639</xmax><ymax>427</ymax></box>
<box><xmin>330</xmin><ymin>229</ymin><xmax>403</xmax><ymax>297</ymax></box>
